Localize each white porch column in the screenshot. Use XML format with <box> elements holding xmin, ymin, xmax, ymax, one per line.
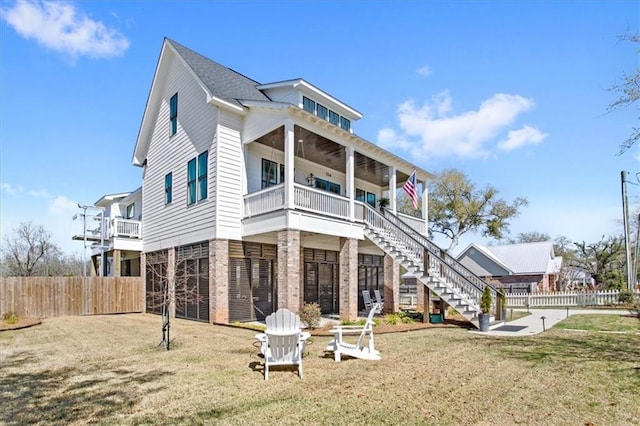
<box><xmin>389</xmin><ymin>166</ymin><xmax>397</xmax><ymax>213</ymax></box>
<box><xmin>421</xmin><ymin>179</ymin><xmax>428</xmax><ymax>234</ymax></box>
<box><xmin>346</xmin><ymin>146</ymin><xmax>355</xmax><ymax>221</ymax></box>
<box><xmin>284</xmin><ymin>121</ymin><xmax>295</xmax><ymax>209</ymax></box>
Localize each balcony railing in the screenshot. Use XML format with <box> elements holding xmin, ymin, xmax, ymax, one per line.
<box><xmin>397</xmin><ymin>212</ymin><xmax>426</xmax><ymax>235</ymax></box>
<box><xmin>110</xmin><ymin>218</ymin><xmax>142</xmax><ymax>239</ymax></box>
<box><xmin>242</xmin><ymin>184</ymin><xmax>426</xmax><ymax>234</ymax></box>
<box><xmin>294</xmin><ymin>184</ymin><xmax>349</xmax><ymax>219</ymax></box>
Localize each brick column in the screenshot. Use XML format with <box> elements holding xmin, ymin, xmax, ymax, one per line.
<box><xmin>277</xmin><ymin>230</ymin><xmax>301</xmax><ymax>311</ymax></box>
<box><xmin>167</xmin><ymin>247</ymin><xmax>176</xmax><ymax>318</ymax></box>
<box><xmin>210</xmin><ymin>239</ymin><xmax>229</xmax><ymax>324</ymax></box>
<box><xmin>339</xmin><ymin>237</ymin><xmax>358</xmax><ymax>321</ymax></box>
<box><xmin>383</xmin><ymin>254</ymin><xmax>400</xmax><ymax>314</ymax></box>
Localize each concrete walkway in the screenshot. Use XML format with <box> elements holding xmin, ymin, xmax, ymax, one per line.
<box><xmin>471</xmin><ymin>308</ymin><xmax>633</xmax><ymax>337</ymax></box>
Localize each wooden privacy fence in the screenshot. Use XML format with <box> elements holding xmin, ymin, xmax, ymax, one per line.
<box><xmin>506</xmin><ymin>290</ymin><xmax>640</xmax><ymax>308</ymax></box>
<box><xmin>0</xmin><ymin>277</ymin><xmax>143</xmax><ymax>319</ymax></box>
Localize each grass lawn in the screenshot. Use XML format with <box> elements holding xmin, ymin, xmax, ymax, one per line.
<box><xmin>1</xmin><ymin>314</ymin><xmax>639</xmax><ymax>425</ymax></box>
<box><xmin>554</xmin><ymin>313</ymin><xmax>640</xmax><ymax>333</ymax></box>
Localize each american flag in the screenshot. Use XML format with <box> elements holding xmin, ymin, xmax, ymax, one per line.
<box><xmin>402</xmin><ymin>170</ymin><xmax>418</xmax><ymax>209</ymax></box>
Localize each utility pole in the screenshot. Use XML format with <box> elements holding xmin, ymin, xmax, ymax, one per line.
<box><xmin>621</xmin><ymin>171</ymin><xmax>633</xmax><ymax>292</ymax></box>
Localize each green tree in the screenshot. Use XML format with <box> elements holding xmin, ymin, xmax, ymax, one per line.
<box><xmin>428</xmin><ymin>169</ymin><xmax>528</xmax><ymax>251</ymax></box>
<box><xmin>573</xmin><ymin>235</ymin><xmax>625</xmax><ymax>290</ymax></box>
<box><xmin>610</xmin><ymin>32</ymin><xmax>639</xmax><ymax>155</ymax></box>
<box><xmin>507</xmin><ymin>231</ymin><xmax>551</xmax><ymax>244</ymax></box>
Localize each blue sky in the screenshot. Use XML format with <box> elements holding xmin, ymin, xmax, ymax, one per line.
<box><xmin>1</xmin><ymin>0</ymin><xmax>638</xmax><ymax>255</ymax></box>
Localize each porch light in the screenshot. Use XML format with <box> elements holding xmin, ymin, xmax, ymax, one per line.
<box><xmin>307</xmin><ymin>173</ymin><xmax>314</xmax><ymax>185</ymax></box>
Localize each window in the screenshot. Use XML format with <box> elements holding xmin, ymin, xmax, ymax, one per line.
<box><xmin>356</xmin><ymin>189</ymin><xmax>366</xmax><ymax>202</ymax></box>
<box><xmin>280</xmin><ymin>163</ymin><xmax>285</xmax><ymax>183</ymax></box>
<box><xmin>314</xmin><ymin>178</ymin><xmax>340</xmax><ymax>195</ymax></box>
<box><xmin>302</xmin><ymin>96</ymin><xmax>316</xmax><ymax>114</ymax></box>
<box><xmin>165</xmin><ymin>173</ymin><xmax>173</xmax><ymax>204</ymax></box>
<box><xmin>366</xmin><ymin>192</ymin><xmax>377</xmax><ymax>207</ymax></box>
<box><xmin>187</xmin><ymin>158</ymin><xmax>196</xmax><ymax>205</ymax></box>
<box><xmin>340</xmin><ymin>116</ymin><xmax>351</xmax><ymax>131</ymax></box>
<box><xmin>316</xmin><ymin>103</ymin><xmax>328</xmax><ymax>120</ymax></box>
<box><xmin>329</xmin><ymin>110</ymin><xmax>339</xmax><ymax>126</ymax></box>
<box><xmin>126</xmin><ymin>203</ymin><xmax>135</xmax><ymax>219</ymax></box>
<box><xmin>197</xmin><ymin>151</ymin><xmax>208</xmax><ymax>200</ymax></box>
<box><xmin>261</xmin><ymin>159</ymin><xmax>278</xmax><ymax>188</ymax></box>
<box><xmin>170</xmin><ymin>93</ymin><xmax>178</xmax><ymax>136</ymax></box>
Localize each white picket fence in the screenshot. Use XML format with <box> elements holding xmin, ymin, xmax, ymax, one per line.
<box><xmin>506</xmin><ymin>290</ymin><xmax>639</xmax><ymax>308</ymax></box>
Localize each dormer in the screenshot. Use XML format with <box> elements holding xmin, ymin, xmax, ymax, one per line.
<box><xmin>257</xmin><ymin>79</ymin><xmax>363</xmax><ymax>133</ymax></box>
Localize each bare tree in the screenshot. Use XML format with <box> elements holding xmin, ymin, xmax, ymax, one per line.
<box><xmin>1</xmin><ymin>222</ymin><xmax>59</xmax><ymax>276</ymax></box>
<box><xmin>610</xmin><ymin>32</ymin><xmax>639</xmax><ymax>155</ymax></box>
<box><xmin>145</xmin><ymin>251</ymin><xmax>205</xmax><ymax>350</ymax></box>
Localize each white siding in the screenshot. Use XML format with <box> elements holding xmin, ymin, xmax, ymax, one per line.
<box><xmin>143</xmin><ymin>51</ymin><xmax>217</xmax><ymax>252</ymax></box>
<box><xmin>242</xmin><ymin>110</ymin><xmax>287</xmax><ymax>144</ymax></box>
<box><xmin>259</xmin><ymin>87</ymin><xmax>299</xmax><ymax>105</ymax></box>
<box><xmin>215</xmin><ymin>110</ymin><xmax>243</xmax><ymax>240</ymax></box>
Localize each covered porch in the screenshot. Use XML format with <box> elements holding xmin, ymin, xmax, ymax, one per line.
<box><xmin>242</xmin><ymin>119</ymin><xmax>429</xmax><ymax>236</ymax></box>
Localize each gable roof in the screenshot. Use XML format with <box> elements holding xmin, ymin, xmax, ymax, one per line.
<box><xmin>457</xmin><ymin>241</ymin><xmax>562</xmax><ymax>276</ymax></box>
<box><xmin>167</xmin><ymin>38</ymin><xmax>269</xmax><ymax>108</ymax></box>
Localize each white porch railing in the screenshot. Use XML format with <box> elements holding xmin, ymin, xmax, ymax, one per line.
<box><xmin>294</xmin><ymin>184</ymin><xmax>349</xmax><ymax>219</ymax></box>
<box><xmin>506</xmin><ymin>290</ymin><xmax>639</xmax><ymax>308</ymax></box>
<box><xmin>396</xmin><ymin>212</ymin><xmax>426</xmax><ymax>235</ymax></box>
<box><xmin>243</xmin><ymin>184</ymin><xmax>285</xmax><ymax>218</ymax></box>
<box><xmin>111</xmin><ymin>218</ymin><xmax>142</xmax><ymax>239</ymax></box>
<box><xmin>242</xmin><ymin>183</ymin><xmax>351</xmax><ymax>220</ymax></box>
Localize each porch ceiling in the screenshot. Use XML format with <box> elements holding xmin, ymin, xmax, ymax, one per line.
<box><xmin>254</xmin><ymin>125</ymin><xmax>410</xmax><ymax>187</ymax></box>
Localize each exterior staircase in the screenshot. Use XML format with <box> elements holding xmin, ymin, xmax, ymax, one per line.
<box><xmin>362</xmin><ymin>204</ymin><xmax>500</xmax><ymax>328</ymax></box>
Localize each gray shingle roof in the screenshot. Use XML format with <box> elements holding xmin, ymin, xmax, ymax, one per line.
<box><xmin>166</xmin><ymin>38</ymin><xmax>270</xmax><ymax>107</ymax></box>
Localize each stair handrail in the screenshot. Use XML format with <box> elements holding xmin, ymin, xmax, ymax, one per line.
<box><xmin>379</xmin><ymin>208</ymin><xmax>495</xmax><ymax>295</ymax></box>
<box><xmin>362</xmin><ymin>204</ymin><xmax>496</xmax><ymax>298</ymax></box>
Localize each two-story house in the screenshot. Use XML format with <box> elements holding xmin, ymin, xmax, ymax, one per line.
<box><xmin>132</xmin><ymin>38</ymin><xmax>496</xmax><ymax>326</ymax></box>
<box><xmin>73</xmin><ymin>189</ymin><xmax>143</xmax><ymax>277</ymax></box>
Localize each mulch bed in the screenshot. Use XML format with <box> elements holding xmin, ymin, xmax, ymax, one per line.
<box><xmin>309</xmin><ymin>316</ymin><xmax>472</xmax><ymax>336</ymax></box>
<box><xmin>0</xmin><ymin>318</ymin><xmax>42</xmax><ymax>332</ymax></box>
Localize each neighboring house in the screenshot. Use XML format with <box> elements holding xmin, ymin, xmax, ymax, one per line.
<box><xmin>557</xmin><ymin>265</ymin><xmax>596</xmax><ymax>291</ymax></box>
<box><xmin>456</xmin><ymin>242</ymin><xmax>563</xmax><ymax>292</ymax></box>
<box><xmin>132</xmin><ymin>38</ymin><xmax>433</xmax><ymax>324</ymax></box>
<box><xmin>72</xmin><ymin>189</ymin><xmax>143</xmax><ymax>277</ymax></box>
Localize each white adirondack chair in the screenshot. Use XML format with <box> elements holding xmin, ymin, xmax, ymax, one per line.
<box><xmin>373</xmin><ymin>289</ymin><xmax>384</xmax><ymax>311</ymax></box>
<box><xmin>263</xmin><ymin>329</ymin><xmax>303</xmax><ymax>380</ymax></box>
<box><xmin>362</xmin><ymin>290</ymin><xmax>373</xmax><ymax>312</ymax></box>
<box><xmin>256</xmin><ymin>308</ymin><xmax>310</xmax><ymax>356</ymax></box>
<box><xmin>256</xmin><ymin>308</ymin><xmax>307</xmax><ymax>379</ymax></box>
<box><xmin>325</xmin><ymin>303</ymin><xmax>382</xmax><ymax>362</ymax></box>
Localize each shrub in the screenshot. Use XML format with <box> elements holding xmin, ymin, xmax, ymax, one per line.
<box><xmin>498</xmin><ymin>286</ymin><xmax>507</xmax><ymax>310</ymax></box>
<box><xmin>480</xmin><ymin>286</ymin><xmax>493</xmax><ymax>314</ymax></box>
<box><xmin>618</xmin><ymin>290</ymin><xmax>637</xmax><ymax>305</ymax></box>
<box><xmin>384</xmin><ymin>314</ymin><xmax>402</xmax><ymax>325</ymax></box>
<box><xmin>299</xmin><ymin>303</ymin><xmax>322</xmax><ymax>329</ymax></box>
<box><xmin>2</xmin><ymin>312</ymin><xmax>18</xmax><ymax>325</ymax></box>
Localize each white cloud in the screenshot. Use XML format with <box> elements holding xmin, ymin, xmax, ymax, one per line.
<box><xmin>378</xmin><ymin>90</ymin><xmax>545</xmax><ymax>159</ymax></box>
<box><xmin>1</xmin><ymin>0</ymin><xmax>129</xmax><ymax>59</ymax></box>
<box><xmin>416</xmin><ymin>65</ymin><xmax>432</xmax><ymax>77</ymax></box>
<box><xmin>0</xmin><ymin>183</ymin><xmax>19</xmax><ymax>195</ymax></box>
<box><xmin>27</xmin><ymin>188</ymin><xmax>51</xmax><ymax>198</ymax></box>
<box><xmin>498</xmin><ymin>125</ymin><xmax>548</xmax><ymax>151</ymax></box>
<box><xmin>49</xmin><ymin>195</ymin><xmax>77</xmax><ymax>215</ymax></box>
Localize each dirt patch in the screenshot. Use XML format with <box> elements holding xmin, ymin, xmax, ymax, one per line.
<box><xmin>0</xmin><ymin>318</ymin><xmax>42</xmax><ymax>331</ymax></box>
